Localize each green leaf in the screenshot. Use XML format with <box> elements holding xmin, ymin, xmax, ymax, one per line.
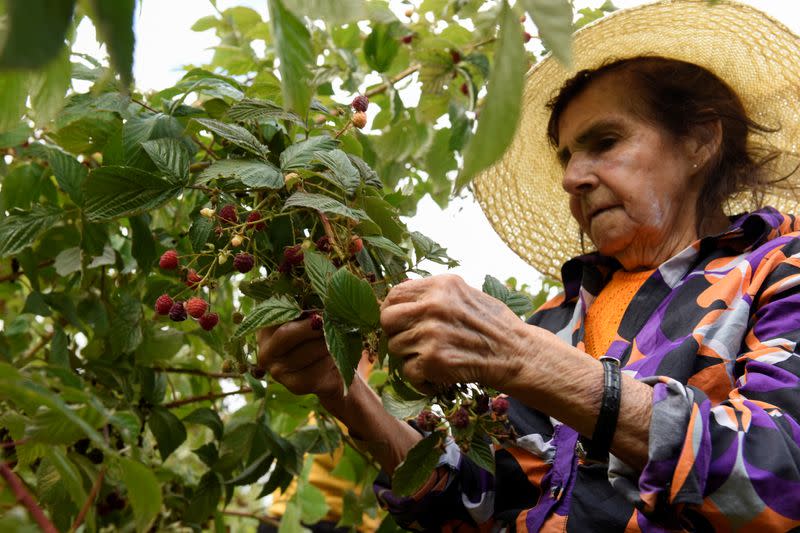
<box><xmin>322</xmin><ymin>314</ymin><xmax>363</xmax><ymax>391</ymax></box>
<box><xmin>88</xmin><ymin>0</ymin><xmax>136</xmax><ymax>87</ymax></box>
<box><xmin>83</xmin><ymin>166</ymin><xmax>182</xmax><ymax>221</ymax></box>
<box><xmin>185</xmin><ymin>472</ymin><xmax>223</xmax><ymax>524</ymax></box>
<box><xmin>227</xmin><ymin>98</ymin><xmax>305</xmax><ymax>126</ymax></box>
<box><xmin>233</xmin><ymin>296</ymin><xmax>302</xmax><ymax>339</ymax></box>
<box><xmin>141</xmin><ymin>138</ymin><xmax>190</xmax><ymax>183</ymax></box>
<box><xmin>362</xmin><ymin>235</ymin><xmax>405</xmax><ymax>257</ymax></box>
<box><xmin>49</xmin><ymin>327</ymin><xmax>70</xmax><ymax>368</ymax></box>
<box><xmin>381</xmin><ymin>389</ymin><xmax>428</xmax><ymax>419</ymax></box>
<box><xmin>27</xmin><ymin>405</ymin><xmax>103</xmax><ymax>444</ymax></box>
<box><xmin>297</xmin><ymin>481</ymin><xmax>329</xmax><ymax>524</ymax></box>
<box><xmin>278</xmin><ymin>499</ymin><xmax>304</xmax><ymax>533</ymax></box>
<box><xmin>225</xmin><ymin>451</ymin><xmax>274</xmax><ymax>486</ymax></box>
<box><xmin>0</xmin><ymin>205</ymin><xmax>63</xmax><ymax>257</ymax></box>
<box><xmin>183</xmin><ymin>407</ymin><xmax>224</xmax><ymax>441</ymax></box>
<box><xmin>257</xmin><ymin>465</ymin><xmax>294</xmax><ymax>498</ymax></box>
<box><xmin>303</xmin><ymin>250</ymin><xmax>337</xmax><ymax>299</ymax></box>
<box><xmin>324</xmin><ymin>268</ymin><xmax>380</xmax><ymax>329</ymax></box>
<box><xmin>197</xmin><ymin>159</ymin><xmax>282</xmax><ymax>188</ymax></box>
<box><xmin>194</xmin><ymin>118</ymin><xmax>269</xmax><ymax>158</ymax></box>
<box><xmin>314</xmin><ymin>149</ymin><xmax>360</xmax><ymax>193</ymax></box>
<box><xmin>465</xmin><ymin>435</ymin><xmax>495</xmax><ymax>475</ymax></box>
<box><xmin>410</xmin><ymin>231</ymin><xmax>457</xmax><ymax>267</ymax></box>
<box><xmin>457</xmin><ymin>2</ymin><xmax>526</xmax><ymax>191</ymax></box>
<box><xmin>280</xmin><ymin>135</ymin><xmax>338</xmax><ymax>170</ymax></box>
<box><xmin>130</xmin><ymin>214</ymin><xmax>157</xmax><ymax>273</ymax></box>
<box><xmin>521</xmin><ymin>0</ymin><xmax>574</xmax><ymax>66</ymax></box>
<box><xmin>285</xmin><ymin>0</ymin><xmax>367</xmax><ymax>24</ymax></box>
<box><xmin>147</xmin><ymin>406</ymin><xmax>187</xmax><ymax>461</ymax></box>
<box><xmin>42</xmin><ymin>146</ymin><xmax>87</xmax><ymax>206</ymax></box>
<box><xmin>269</xmin><ymin>0</ymin><xmax>313</xmax><ymax>118</ymax></box>
<box><xmin>0</xmin><ymin>0</ymin><xmax>76</xmax><ymax>69</ymax></box>
<box><xmin>0</xmin><ymin>71</ymin><xmax>29</xmax><ymax>132</ymax></box>
<box><xmin>482</xmin><ymin>275</ymin><xmax>534</xmax><ymax>316</ymax></box>
<box><xmin>391</xmin><ymin>432</ymin><xmax>444</xmax><ymax>496</ymax></box>
<box><xmin>283</xmin><ymin>191</ymin><xmax>368</xmax><ymax>221</ymax></box>
<box><xmin>118</xmin><ymin>458</ymin><xmax>162</xmax><ymax>533</ymax></box>
<box><xmin>29</xmin><ymin>48</ymin><xmax>72</xmax><ymax>125</ymax></box>
<box><xmin>109</xmin><ymin>291</ymin><xmax>144</xmax><ymax>355</ymax></box>
<box><xmin>45</xmin><ymin>447</ymin><xmax>87</xmax><ymax>510</ymax></box>
<box><xmin>363</xmin><ymin>22</ymin><xmax>402</xmax><ymax>73</ymax></box>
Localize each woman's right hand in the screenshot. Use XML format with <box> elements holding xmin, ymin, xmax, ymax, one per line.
<box><xmin>256</xmin><ymin>318</ymin><xmax>345</xmax><ymax>403</ymax></box>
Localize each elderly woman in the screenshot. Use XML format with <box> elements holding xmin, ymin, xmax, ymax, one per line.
<box><xmin>258</xmin><ymin>1</ymin><xmax>800</xmax><ymax>530</ymax></box>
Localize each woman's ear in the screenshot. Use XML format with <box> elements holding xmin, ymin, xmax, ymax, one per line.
<box><xmin>686</xmin><ymin>118</ymin><xmax>723</xmax><ymax>169</ymax></box>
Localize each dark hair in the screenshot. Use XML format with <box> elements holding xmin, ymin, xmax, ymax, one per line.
<box><xmin>546</xmin><ymin>56</ymin><xmax>787</xmax><ymax>236</ymax></box>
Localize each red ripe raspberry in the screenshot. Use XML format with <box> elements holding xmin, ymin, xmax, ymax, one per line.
<box><xmin>199</xmin><ymin>312</ymin><xmax>219</xmax><ymax>331</ymax></box>
<box><xmin>233</xmin><ymin>252</ymin><xmax>255</xmax><ymax>273</ymax></box>
<box><xmin>449</xmin><ymin>407</ymin><xmax>470</xmax><ymax>429</ymax></box>
<box><xmin>169</xmin><ymin>301</ymin><xmax>187</xmax><ymax>322</ymax></box>
<box><xmin>523</xmin><ymin>31</ymin><xmax>532</xmax><ymax>43</ymax></box>
<box><xmin>349</xmin><ymin>236</ymin><xmax>364</xmax><ymax>255</ymax></box>
<box><xmin>401</xmin><ymin>34</ymin><xmax>413</xmax><ymax>44</ymax></box>
<box><xmin>250</xmin><ymin>366</ymin><xmax>266</xmax><ymax>379</ymax></box>
<box><xmin>309</xmin><ymin>312</ymin><xmax>323</xmax><ymax>331</ymax></box>
<box><xmin>277</xmin><ymin>260</ymin><xmax>292</xmax><ymax>274</ymax></box>
<box><xmin>155</xmin><ymin>294</ymin><xmax>173</xmax><ymax>315</ymax></box>
<box><xmin>460</xmin><ymin>82</ymin><xmax>469</xmax><ymax>96</ymax></box>
<box><xmin>315</xmin><ymin>235</ymin><xmax>332</xmax><ymax>253</ymax></box>
<box><xmin>185</xmin><ymin>297</ymin><xmax>208</xmax><ymax>318</ymax></box>
<box><xmin>218</xmin><ymin>204</ymin><xmax>238</xmax><ymax>224</ymax></box>
<box><xmin>450</xmin><ymin>50</ymin><xmax>461</xmax><ymax>64</ymax></box>
<box><xmin>351</xmin><ymin>94</ymin><xmax>369</xmax><ymax>112</ymax></box>
<box><xmin>283</xmin><ymin>244</ymin><xmax>304</xmax><ymax>265</ymax></box>
<box><xmin>186</xmin><ymin>269</ymin><xmax>203</xmax><ymax>288</ymax></box>
<box><xmin>246</xmin><ymin>211</ymin><xmax>266</xmax><ymax>231</ymax></box>
<box><xmin>491</xmin><ymin>396</ymin><xmax>509</xmax><ymax>416</ymax></box>
<box><xmin>159</xmin><ymin>250</ymin><xmax>179</xmax><ymax>270</ymax></box>
<box><xmin>416</xmin><ymin>410</ymin><xmax>440</xmax><ymax>432</ymax></box>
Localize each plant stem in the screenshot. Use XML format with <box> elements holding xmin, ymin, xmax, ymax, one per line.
<box><xmin>68</xmin><ymin>466</ymin><xmax>107</xmax><ymax>533</ymax></box>
<box><xmin>222</xmin><ymin>509</ymin><xmax>281</xmax><ymax>526</ymax></box>
<box><xmin>153</xmin><ymin>366</ymin><xmax>240</xmax><ymax>379</ymax></box>
<box><xmin>0</xmin><ymin>462</ymin><xmax>58</xmax><ymax>533</ymax></box>
<box><xmin>163</xmin><ymin>387</ymin><xmax>252</xmax><ymax>409</ymax></box>
<box><xmin>15</xmin><ymin>330</ymin><xmax>56</xmax><ymax>368</ymax></box>
<box><xmin>0</xmin><ymin>438</ymin><xmax>30</xmax><ymax>449</ymax></box>
<box><xmin>0</xmin><ymin>259</ymin><xmax>55</xmax><ymax>283</ymax></box>
<box><xmin>193</xmin><ymin>135</ymin><xmax>220</xmax><ymax>160</ymax></box>
<box><xmin>131</xmin><ymin>97</ymin><xmax>159</xmax><ymax>114</ymax></box>
<box><xmin>365</xmin><ymin>64</ymin><xmax>421</xmax><ymax>98</ymax></box>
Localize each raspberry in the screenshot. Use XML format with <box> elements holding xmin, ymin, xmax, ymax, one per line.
<box><xmin>283</xmin><ymin>244</ymin><xmax>304</xmax><ymax>265</ymax></box>
<box><xmin>233</xmin><ymin>252</ymin><xmax>255</xmax><ymax>273</ymax></box>
<box><xmin>185</xmin><ymin>297</ymin><xmax>208</xmax><ymax>318</ymax></box>
<box><xmin>198</xmin><ymin>312</ymin><xmax>219</xmax><ymax>331</ymax></box>
<box><xmin>221</xmin><ymin>359</ymin><xmax>234</xmax><ymax>373</ymax></box>
<box><xmin>351</xmin><ymin>94</ymin><xmax>369</xmax><ymax>112</ymax></box>
<box><xmin>416</xmin><ymin>410</ymin><xmax>440</xmax><ymax>432</ymax></box>
<box><xmin>351</xmin><ymin>111</ymin><xmax>367</xmax><ymax>129</ymax></box>
<box><xmin>250</xmin><ymin>366</ymin><xmax>266</xmax><ymax>379</ymax></box>
<box><xmin>349</xmin><ymin>236</ymin><xmax>364</xmax><ymax>255</ymax></box>
<box><xmin>236</xmin><ymin>361</ymin><xmax>249</xmax><ymax>374</ymax></box>
<box><xmin>401</xmin><ymin>34</ymin><xmax>413</xmax><ymax>44</ymax></box>
<box><xmin>460</xmin><ymin>82</ymin><xmax>469</xmax><ymax>96</ymax></box>
<box><xmin>315</xmin><ymin>235</ymin><xmax>332</xmax><ymax>253</ymax></box>
<box><xmin>523</xmin><ymin>31</ymin><xmax>532</xmax><ymax>43</ymax></box>
<box><xmin>450</xmin><ymin>50</ymin><xmax>461</xmax><ymax>64</ymax></box>
<box><xmin>169</xmin><ymin>301</ymin><xmax>187</xmax><ymax>321</ymax></box>
<box><xmin>155</xmin><ymin>294</ymin><xmax>174</xmax><ymax>315</ymax></box>
<box><xmin>475</xmin><ymin>393</ymin><xmax>490</xmax><ymax>415</ymax></box>
<box><xmin>449</xmin><ymin>407</ymin><xmax>470</xmax><ymax>429</ymax></box>
<box><xmin>309</xmin><ymin>312</ymin><xmax>323</xmax><ymax>331</ymax></box>
<box><xmin>230</xmin><ymin>234</ymin><xmax>244</xmax><ymax>247</ymax></box>
<box><xmin>218</xmin><ymin>204</ymin><xmax>238</xmax><ymax>224</ymax></box>
<box><xmin>87</xmin><ymin>448</ymin><xmax>104</xmax><ymax>464</ymax></box>
<box><xmin>232</xmin><ymin>311</ymin><xmax>244</xmax><ymax>324</ymax></box>
<box><xmin>159</xmin><ymin>250</ymin><xmax>179</xmax><ymax>270</ymax></box>
<box><xmin>278</xmin><ymin>260</ymin><xmax>292</xmax><ymax>274</ymax></box>
<box><xmin>491</xmin><ymin>396</ymin><xmax>509</xmax><ymax>416</ymax></box>
<box><xmin>186</xmin><ymin>269</ymin><xmax>202</xmax><ymax>288</ymax></box>
<box><xmin>246</xmin><ymin>211</ymin><xmax>266</xmax><ymax>231</ymax></box>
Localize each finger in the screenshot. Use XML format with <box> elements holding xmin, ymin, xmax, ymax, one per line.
<box><xmin>381</xmin><ymin>278</ymin><xmax>431</xmax><ymax>310</ymax></box>
<box><xmin>380</xmin><ymin>300</ymin><xmax>429</xmax><ymax>337</ymax></box>
<box><xmin>386</xmin><ymin>322</ymin><xmax>431</xmax><ymax>358</ymax></box>
<box><xmin>266</xmin><ymin>338</ymin><xmax>330</xmax><ymax>378</ymax></box>
<box><xmin>277</xmin><ymin>355</ymin><xmax>342</xmax><ymax>397</ymax></box>
<box><xmin>400</xmin><ymin>355</ymin><xmax>439</xmax><ymax>395</ymax></box>
<box><xmin>257</xmin><ymin>318</ymin><xmax>323</xmax><ymax>368</ymax></box>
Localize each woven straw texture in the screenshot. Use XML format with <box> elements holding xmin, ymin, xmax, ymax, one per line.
<box><xmin>472</xmin><ymin>0</ymin><xmax>800</xmax><ymax>281</ymax></box>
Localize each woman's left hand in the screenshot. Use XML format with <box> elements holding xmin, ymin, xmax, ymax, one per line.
<box><xmin>380</xmin><ymin>274</ymin><xmax>531</xmax><ymax>393</ymax></box>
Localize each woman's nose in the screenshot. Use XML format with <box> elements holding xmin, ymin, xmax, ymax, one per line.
<box><xmin>561</xmin><ymin>154</ymin><xmax>600</xmax><ymax>195</ymax></box>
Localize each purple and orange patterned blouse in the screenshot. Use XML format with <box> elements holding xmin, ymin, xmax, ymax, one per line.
<box><xmin>375</xmin><ymin>207</ymin><xmax>800</xmax><ymax>531</ymax></box>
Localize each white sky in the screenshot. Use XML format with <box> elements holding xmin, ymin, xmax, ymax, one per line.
<box><xmin>73</xmin><ymin>0</ymin><xmax>800</xmax><ymax>291</ymax></box>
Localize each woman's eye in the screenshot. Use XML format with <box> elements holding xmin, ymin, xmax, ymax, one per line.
<box><xmin>596</xmin><ymin>137</ymin><xmax>617</xmax><ymax>151</ymax></box>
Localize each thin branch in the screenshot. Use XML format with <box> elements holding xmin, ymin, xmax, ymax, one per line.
<box><xmin>0</xmin><ymin>462</ymin><xmax>58</xmax><ymax>533</ymax></box>
<box><xmin>131</xmin><ymin>97</ymin><xmax>159</xmax><ymax>114</ymax></box>
<box><xmin>69</xmin><ymin>466</ymin><xmax>107</xmax><ymax>533</ymax></box>
<box><xmin>153</xmin><ymin>367</ymin><xmax>239</xmax><ymax>379</ymax></box>
<box><xmin>163</xmin><ymin>387</ymin><xmax>252</xmax><ymax>409</ymax></box>
<box><xmin>0</xmin><ymin>438</ymin><xmax>30</xmax><ymax>449</ymax></box>
<box><xmin>0</xmin><ymin>259</ymin><xmax>55</xmax><ymax>283</ymax></box>
<box><xmin>365</xmin><ymin>64</ymin><xmax>420</xmax><ymax>98</ymax></box>
<box><xmin>192</xmin><ymin>135</ymin><xmax>220</xmax><ymax>160</ymax></box>
<box><xmin>222</xmin><ymin>509</ymin><xmax>281</xmax><ymax>527</ymax></box>
<box><xmin>16</xmin><ymin>330</ymin><xmax>56</xmax><ymax>368</ymax></box>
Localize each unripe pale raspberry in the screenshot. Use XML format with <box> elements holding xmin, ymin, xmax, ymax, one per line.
<box><xmin>491</xmin><ymin>396</ymin><xmax>509</xmax><ymax>415</ymax></box>
<box><xmin>449</xmin><ymin>406</ymin><xmax>470</xmax><ymax>429</ymax></box>
<box><xmin>199</xmin><ymin>312</ymin><xmax>219</xmax><ymax>331</ymax></box>
<box><xmin>283</xmin><ymin>244</ymin><xmax>304</xmax><ymax>265</ymax></box>
<box><xmin>351</xmin><ymin>94</ymin><xmax>369</xmax><ymax>112</ymax></box>
<box><xmin>200</xmin><ymin>207</ymin><xmax>216</xmax><ymax>218</ymax></box>
<box><xmin>218</xmin><ymin>252</ymin><xmax>228</xmax><ymax>264</ymax></box>
<box><xmin>233</xmin><ymin>252</ymin><xmax>255</xmax><ymax>273</ymax></box>
<box><xmin>230</xmin><ymin>234</ymin><xmax>244</xmax><ymax>247</ymax></box>
<box><xmin>315</xmin><ymin>235</ymin><xmax>332</xmax><ymax>253</ymax></box>
<box><xmin>416</xmin><ymin>410</ymin><xmax>440</xmax><ymax>432</ymax></box>
<box><xmin>169</xmin><ymin>301</ymin><xmax>187</xmax><ymax>322</ymax></box>
<box><xmin>309</xmin><ymin>312</ymin><xmax>323</xmax><ymax>331</ymax></box>
<box><xmin>284</xmin><ymin>172</ymin><xmax>301</xmax><ymax>190</ymax></box>
<box><xmin>246</xmin><ymin>211</ymin><xmax>266</xmax><ymax>231</ymax></box>
<box><xmin>186</xmin><ymin>269</ymin><xmax>202</xmax><ymax>288</ymax></box>
<box><xmin>218</xmin><ymin>204</ymin><xmax>238</xmax><ymax>224</ymax></box>
<box><xmin>185</xmin><ymin>297</ymin><xmax>208</xmax><ymax>318</ymax></box>
<box><xmin>159</xmin><ymin>250</ymin><xmax>179</xmax><ymax>270</ymax></box>
<box><xmin>232</xmin><ymin>311</ymin><xmax>244</xmax><ymax>324</ymax></box>
<box><xmin>349</xmin><ymin>236</ymin><xmax>364</xmax><ymax>255</ymax></box>
<box><xmin>155</xmin><ymin>294</ymin><xmax>174</xmax><ymax>315</ymax></box>
<box><xmin>404</xmin><ymin>7</ymin><xmax>413</xmax><ymax>17</ymax></box>
<box><xmin>351</xmin><ymin>111</ymin><xmax>367</xmax><ymax>129</ymax></box>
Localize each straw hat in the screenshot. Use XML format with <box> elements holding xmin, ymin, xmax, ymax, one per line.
<box><xmin>472</xmin><ymin>0</ymin><xmax>800</xmax><ymax>281</ymax></box>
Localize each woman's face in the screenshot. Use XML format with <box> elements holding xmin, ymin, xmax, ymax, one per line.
<box><xmin>556</xmin><ymin>73</ymin><xmax>705</xmax><ymax>268</ymax></box>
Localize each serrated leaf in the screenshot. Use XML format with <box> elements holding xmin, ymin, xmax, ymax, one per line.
<box><xmin>43</xmin><ymin>146</ymin><xmax>87</xmax><ymax>206</ymax></box>
<box><xmin>303</xmin><ymin>250</ymin><xmax>337</xmax><ymax>298</ymax></box>
<box><xmin>189</xmin><ymin>215</ymin><xmax>214</xmax><ymax>253</ymax></box>
<box><xmin>285</xmin><ymin>0</ymin><xmax>367</xmax><ymax>24</ymax></box>
<box><xmin>391</xmin><ymin>432</ymin><xmax>444</xmax><ymax>496</ymax></box>
<box><xmin>83</xmin><ymin>166</ymin><xmax>182</xmax><ymax>221</ymax></box>
<box><xmin>89</xmin><ymin>0</ymin><xmax>136</xmax><ymax>87</ymax></box>
<box><xmin>227</xmin><ymin>98</ymin><xmax>305</xmax><ymax>126</ymax></box>
<box><xmin>27</xmin><ymin>405</ymin><xmax>104</xmax><ymax>445</ymax></box>
<box><xmin>363</xmin><ymin>22</ymin><xmax>401</xmax><ymax>73</ymax></box>
<box><xmin>0</xmin><ymin>0</ymin><xmax>76</xmax><ymax>69</ymax></box>
<box><xmin>184</xmin><ymin>472</ymin><xmax>222</xmax><ymax>524</ymax></box>
<box><xmin>283</xmin><ymin>191</ymin><xmax>368</xmax><ymax>221</ymax></box>
<box><xmin>45</xmin><ymin>447</ymin><xmax>87</xmax><ymax>510</ymax></box>
<box><xmin>520</xmin><ymin>0</ymin><xmax>573</xmax><ymax>66</ymax></box>
<box><xmin>297</xmin><ymin>481</ymin><xmax>329</xmax><ymax>524</ymax></box>
<box><xmin>465</xmin><ymin>435</ymin><xmax>495</xmax><ymax>475</ymax></box>
<box><xmin>381</xmin><ymin>389</ymin><xmax>428</xmax><ymax>419</ymax></box>
<box><xmin>322</xmin><ymin>315</ymin><xmax>363</xmax><ymax>391</ymax></box>
<box><xmin>482</xmin><ymin>275</ymin><xmax>533</xmax><ymax>316</ymax></box>
<box><xmin>183</xmin><ymin>407</ymin><xmax>224</xmax><ymax>441</ymax></box>
<box><xmin>324</xmin><ymin>268</ymin><xmax>380</xmax><ymax>329</ymax></box>
<box><xmin>257</xmin><ymin>465</ymin><xmax>293</xmax><ymax>498</ymax></box>
<box><xmin>234</xmin><ymin>296</ymin><xmax>302</xmax><ymax>339</ymax></box>
<box><xmin>225</xmin><ymin>451</ymin><xmax>274</xmax><ymax>486</ymax></box>
<box><xmin>410</xmin><ymin>231</ymin><xmax>457</xmax><ymax>267</ymax></box>
<box><xmin>362</xmin><ymin>235</ymin><xmax>405</xmax><ymax>257</ymax></box>
<box><xmin>0</xmin><ymin>205</ymin><xmax>63</xmax><ymax>257</ymax></box>
<box><xmin>118</xmin><ymin>458</ymin><xmax>162</xmax><ymax>533</ymax></box>
<box><xmin>457</xmin><ymin>2</ymin><xmax>526</xmax><ymax>191</ymax></box>
<box><xmin>130</xmin><ymin>214</ymin><xmax>156</xmax><ymax>273</ymax></box>
<box><xmin>313</xmin><ymin>149</ymin><xmax>360</xmax><ymax>193</ymax></box>
<box><xmin>141</xmin><ymin>138</ymin><xmax>190</xmax><ymax>182</ymax></box>
<box><xmin>0</xmin><ymin>71</ymin><xmax>28</xmax><ymax>132</ymax></box>
<box><xmin>29</xmin><ymin>47</ymin><xmax>72</xmax><ymax>125</ymax></box>
<box><xmin>280</xmin><ymin>136</ymin><xmax>338</xmax><ymax>170</ymax></box>
<box><xmin>147</xmin><ymin>406</ymin><xmax>187</xmax><ymax>461</ymax></box>
<box><xmin>197</xmin><ymin>158</ymin><xmax>282</xmax><ymax>188</ymax></box>
<box><xmin>194</xmin><ymin>118</ymin><xmax>269</xmax><ymax>158</ymax></box>
<box><xmin>269</xmin><ymin>0</ymin><xmax>313</xmax><ymax>118</ymax></box>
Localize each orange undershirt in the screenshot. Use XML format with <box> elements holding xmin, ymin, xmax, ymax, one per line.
<box><xmin>583</xmin><ymin>269</ymin><xmax>655</xmax><ymax>359</ymax></box>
